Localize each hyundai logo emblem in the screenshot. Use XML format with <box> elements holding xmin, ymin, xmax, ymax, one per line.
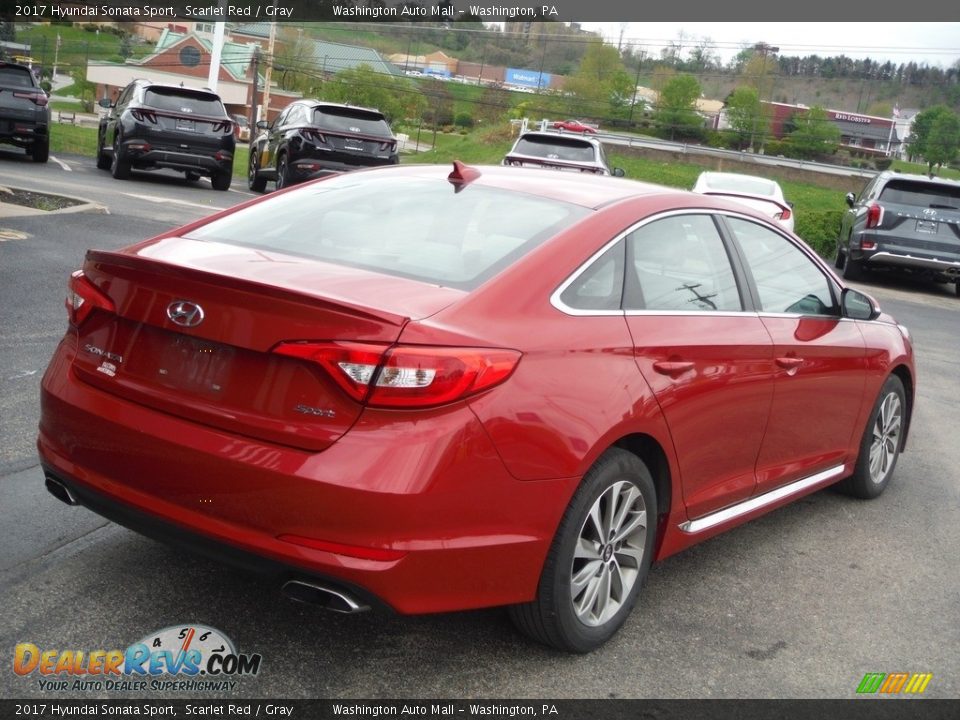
<box><xmin>166</xmin><ymin>300</ymin><xmax>204</xmax><ymax>328</ymax></box>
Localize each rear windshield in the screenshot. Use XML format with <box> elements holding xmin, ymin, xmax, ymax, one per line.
<box><xmin>513</xmin><ymin>135</ymin><xmax>597</xmax><ymax>163</ymax></box>
<box><xmin>185</xmin><ymin>174</ymin><xmax>589</xmax><ymax>290</ymax></box>
<box><xmin>0</xmin><ymin>66</ymin><xmax>36</xmax><ymax>88</ymax></box>
<box><xmin>703</xmin><ymin>175</ymin><xmax>776</xmax><ymax>197</ymax></box>
<box><xmin>143</xmin><ymin>88</ymin><xmax>225</xmax><ymax>116</ymax></box>
<box><xmin>314</xmin><ymin>106</ymin><xmax>392</xmax><ymax>137</ymax></box>
<box><xmin>879</xmin><ymin>180</ymin><xmax>960</xmax><ymax>207</ymax></box>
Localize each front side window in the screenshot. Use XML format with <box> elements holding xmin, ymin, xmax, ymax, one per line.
<box><xmin>727</xmin><ymin>217</ymin><xmax>837</xmax><ymax>316</ymax></box>
<box><xmin>624</xmin><ymin>215</ymin><xmax>742</xmax><ymax>312</ymax></box>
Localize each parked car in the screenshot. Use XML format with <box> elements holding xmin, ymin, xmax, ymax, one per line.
<box><xmin>231</xmin><ymin>114</ymin><xmax>250</xmax><ymax>142</ymax></box>
<box><xmin>0</xmin><ymin>60</ymin><xmax>50</xmax><ymax>163</ymax></box>
<box><xmin>552</xmin><ymin>119</ymin><xmax>598</xmax><ymax>133</ymax></box>
<box><xmin>95</xmin><ymin>79</ymin><xmax>235</xmax><ymax>190</ymax></box>
<box><xmin>692</xmin><ymin>172</ymin><xmax>794</xmax><ymax>232</ymax></box>
<box><xmin>40</xmin><ymin>163</ymin><xmax>914</xmax><ymax>653</ymax></box>
<box><xmin>503</xmin><ymin>131</ymin><xmax>624</xmax><ymax>176</ymax></box>
<box><xmin>248</xmin><ymin>100</ymin><xmax>398</xmax><ymax>192</ymax></box>
<box><xmin>835</xmin><ymin>171</ymin><xmax>960</xmax><ymax>295</ymax></box>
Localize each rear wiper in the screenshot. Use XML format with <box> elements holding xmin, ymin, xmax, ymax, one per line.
<box><xmin>929</xmin><ymin>204</ymin><xmax>958</xmax><ymax>210</ymax></box>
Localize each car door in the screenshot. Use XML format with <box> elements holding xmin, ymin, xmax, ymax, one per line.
<box><xmin>622</xmin><ymin>212</ymin><xmax>776</xmax><ymax>519</ymax></box>
<box><xmin>260</xmin><ymin>106</ymin><xmax>291</xmax><ymax>173</ymax></box>
<box><xmin>722</xmin><ymin>215</ymin><xmax>868</xmax><ymax>493</ymax></box>
<box><xmin>102</xmin><ymin>83</ymin><xmax>133</xmax><ymax>152</ymax></box>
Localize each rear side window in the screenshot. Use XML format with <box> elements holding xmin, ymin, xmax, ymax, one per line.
<box><xmin>314</xmin><ymin>107</ymin><xmax>392</xmax><ymax>137</ymax></box>
<box><xmin>185</xmin><ymin>175</ymin><xmax>589</xmax><ymax>290</ymax></box>
<box><xmin>514</xmin><ymin>136</ymin><xmax>596</xmax><ymax>163</ymax></box>
<box><xmin>0</xmin><ymin>66</ymin><xmax>35</xmax><ymax>88</ymax></box>
<box><xmin>878</xmin><ymin>180</ymin><xmax>960</xmax><ymax>207</ymax></box>
<box><xmin>143</xmin><ymin>88</ymin><xmax>225</xmax><ymax>116</ymax></box>
<box><xmin>624</xmin><ymin>215</ymin><xmax>742</xmax><ymax>312</ymax></box>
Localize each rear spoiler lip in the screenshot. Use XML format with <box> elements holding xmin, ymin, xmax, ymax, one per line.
<box><xmin>84</xmin><ymin>247</ymin><xmax>412</xmax><ymax>328</ymax></box>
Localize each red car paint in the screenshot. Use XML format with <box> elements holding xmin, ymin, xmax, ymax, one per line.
<box><xmin>38</xmin><ymin>164</ymin><xmax>914</xmax><ymax>616</ymax></box>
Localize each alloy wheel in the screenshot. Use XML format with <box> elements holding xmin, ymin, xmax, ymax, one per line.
<box><xmin>869</xmin><ymin>392</ymin><xmax>902</xmax><ymax>484</ymax></box>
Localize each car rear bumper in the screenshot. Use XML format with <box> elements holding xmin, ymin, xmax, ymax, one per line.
<box><xmin>0</xmin><ymin>116</ymin><xmax>48</xmax><ymax>144</ymax></box>
<box><xmin>865</xmin><ymin>251</ymin><xmax>960</xmax><ymax>277</ymax></box>
<box><xmin>38</xmin><ymin>337</ymin><xmax>571</xmax><ymax>614</ymax></box>
<box><xmin>121</xmin><ymin>142</ymin><xmax>232</xmax><ymax>175</ymax></box>
<box><xmin>292</xmin><ymin>154</ymin><xmax>398</xmax><ymax>178</ymax></box>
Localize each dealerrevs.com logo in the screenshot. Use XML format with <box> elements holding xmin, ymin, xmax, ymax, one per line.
<box><xmin>856</xmin><ymin>672</ymin><xmax>933</xmax><ymax>695</ymax></box>
<box><xmin>13</xmin><ymin>625</ymin><xmax>262</xmax><ymax>693</ymax></box>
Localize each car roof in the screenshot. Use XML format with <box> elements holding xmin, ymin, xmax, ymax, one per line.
<box><xmin>135</xmin><ymin>80</ymin><xmax>222</xmax><ymax>98</ymax></box>
<box><xmin>297</xmin><ymin>99</ymin><xmax>385</xmax><ymax>116</ymax></box>
<box><xmin>876</xmin><ymin>170</ymin><xmax>960</xmax><ymax>186</ymax></box>
<box><xmin>378</xmin><ymin>163</ymin><xmax>673</xmax><ymax>209</ymax></box>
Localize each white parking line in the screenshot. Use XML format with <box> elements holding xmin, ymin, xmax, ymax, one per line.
<box><xmin>50</xmin><ymin>156</ymin><xmax>72</xmax><ymax>172</ymax></box>
<box><xmin>121</xmin><ymin>193</ymin><xmax>229</xmax><ymax>212</ymax></box>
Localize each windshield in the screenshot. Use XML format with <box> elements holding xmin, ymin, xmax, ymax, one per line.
<box><xmin>0</xmin><ymin>66</ymin><xmax>36</xmax><ymax>88</ymax></box>
<box><xmin>185</xmin><ymin>174</ymin><xmax>589</xmax><ymax>290</ymax></box>
<box><xmin>879</xmin><ymin>180</ymin><xmax>960</xmax><ymax>207</ymax></box>
<box><xmin>314</xmin><ymin>107</ymin><xmax>392</xmax><ymax>137</ymax></box>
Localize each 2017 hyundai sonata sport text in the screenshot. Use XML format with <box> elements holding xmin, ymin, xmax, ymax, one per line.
<box><xmin>39</xmin><ymin>162</ymin><xmax>915</xmax><ymax>652</ymax></box>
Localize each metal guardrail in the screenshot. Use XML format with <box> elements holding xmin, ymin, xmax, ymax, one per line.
<box><xmin>591</xmin><ymin>131</ymin><xmax>877</xmax><ymax>180</ymax></box>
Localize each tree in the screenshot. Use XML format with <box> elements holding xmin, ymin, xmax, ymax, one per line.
<box><xmin>784</xmin><ymin>106</ymin><xmax>840</xmax><ymax>159</ymax></box>
<box><xmin>653</xmin><ymin>73</ymin><xmax>702</xmax><ymax>141</ymax></box>
<box><xmin>924</xmin><ymin>112</ymin><xmax>960</xmax><ymax>173</ymax></box>
<box><xmin>909</xmin><ymin>105</ymin><xmax>960</xmax><ymax>172</ymax></box>
<box><xmin>320</xmin><ymin>65</ymin><xmax>425</xmax><ymax>124</ymax></box>
<box><xmin>724</xmin><ymin>86</ymin><xmax>761</xmax><ymax>148</ymax></box>
<box><xmin>563</xmin><ymin>39</ymin><xmax>632</xmax><ymax>119</ymax></box>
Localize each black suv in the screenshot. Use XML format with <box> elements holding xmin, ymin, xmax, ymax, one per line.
<box><xmin>248</xmin><ymin>100</ymin><xmax>398</xmax><ymax>192</ymax></box>
<box><xmin>836</xmin><ymin>171</ymin><xmax>960</xmax><ymax>295</ymax></box>
<box><xmin>0</xmin><ymin>61</ymin><xmax>50</xmax><ymax>163</ymax></box>
<box><xmin>96</xmin><ymin>79</ymin><xmax>235</xmax><ymax>190</ymax></box>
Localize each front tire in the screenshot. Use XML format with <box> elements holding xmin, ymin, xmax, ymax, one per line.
<box><xmin>276</xmin><ymin>153</ymin><xmax>293</xmax><ymax>190</ymax></box>
<box><xmin>96</xmin><ymin>131</ymin><xmax>111</xmax><ymax>170</ymax></box>
<box><xmin>509</xmin><ymin>448</ymin><xmax>657</xmax><ymax>653</ymax></box>
<box><xmin>248</xmin><ymin>150</ymin><xmax>267</xmax><ymax>193</ymax></box>
<box><xmin>211</xmin><ymin>169</ymin><xmax>232</xmax><ymax>191</ymax></box>
<box><xmin>841</xmin><ymin>249</ymin><xmax>863</xmax><ymax>281</ymax></box>
<box><xmin>837</xmin><ymin>375</ymin><xmax>906</xmax><ymax>499</ymax></box>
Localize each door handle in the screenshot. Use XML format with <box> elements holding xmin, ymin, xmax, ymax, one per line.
<box><xmin>652</xmin><ymin>360</ymin><xmax>695</xmax><ymax>377</ymax></box>
<box><xmin>775</xmin><ymin>356</ymin><xmax>804</xmax><ymax>374</ymax></box>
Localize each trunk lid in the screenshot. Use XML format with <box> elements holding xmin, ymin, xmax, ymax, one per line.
<box><xmin>73</xmin><ymin>237</ymin><xmax>465</xmax><ymax>450</ymax></box>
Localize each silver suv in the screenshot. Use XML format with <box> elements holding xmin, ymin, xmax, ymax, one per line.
<box><xmin>836</xmin><ymin>171</ymin><xmax>960</xmax><ymax>296</ymax></box>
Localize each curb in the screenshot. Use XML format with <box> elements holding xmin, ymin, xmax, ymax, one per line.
<box><xmin>0</xmin><ymin>186</ymin><xmax>108</xmax><ymax>219</ymax></box>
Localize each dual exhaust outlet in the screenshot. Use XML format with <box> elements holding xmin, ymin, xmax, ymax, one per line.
<box><xmin>44</xmin><ymin>473</ymin><xmax>369</xmax><ymax>615</ymax></box>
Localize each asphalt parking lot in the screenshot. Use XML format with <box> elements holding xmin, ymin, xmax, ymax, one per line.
<box><xmin>1</xmin><ymin>150</ymin><xmax>958</xmax><ymax>700</ymax></box>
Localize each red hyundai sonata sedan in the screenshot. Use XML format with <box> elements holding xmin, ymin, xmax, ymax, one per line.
<box><xmin>39</xmin><ymin>163</ymin><xmax>914</xmax><ymax>652</ymax></box>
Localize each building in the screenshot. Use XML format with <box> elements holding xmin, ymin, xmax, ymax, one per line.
<box><xmin>761</xmin><ymin>102</ymin><xmax>900</xmax><ymax>155</ymax></box>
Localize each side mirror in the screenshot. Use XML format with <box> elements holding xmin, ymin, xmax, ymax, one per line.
<box><xmin>256</xmin><ymin>120</ymin><xmax>269</xmax><ymax>129</ymax></box>
<box><xmin>98</xmin><ymin>98</ymin><xmax>113</xmax><ymax>108</ymax></box>
<box><xmin>612</xmin><ymin>168</ymin><xmax>625</xmax><ymax>177</ymax></box>
<box><xmin>845</xmin><ymin>192</ymin><xmax>856</xmax><ymax>208</ymax></box>
<box><xmin>841</xmin><ymin>287</ymin><xmax>879</xmax><ymax>321</ymax></box>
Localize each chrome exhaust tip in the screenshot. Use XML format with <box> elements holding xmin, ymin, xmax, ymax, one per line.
<box><xmin>281</xmin><ymin>580</ymin><xmax>369</xmax><ymax>614</ymax></box>
<box><xmin>45</xmin><ymin>474</ymin><xmax>79</xmax><ymax>506</ymax></box>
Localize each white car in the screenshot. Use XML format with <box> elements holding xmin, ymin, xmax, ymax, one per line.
<box><xmin>692</xmin><ymin>172</ymin><xmax>795</xmax><ymax>232</ymax></box>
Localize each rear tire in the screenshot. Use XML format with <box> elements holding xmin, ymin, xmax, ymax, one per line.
<box><xmin>31</xmin><ymin>138</ymin><xmax>49</xmax><ymax>163</ymax></box>
<box><xmin>276</xmin><ymin>153</ymin><xmax>293</xmax><ymax>190</ymax></box>
<box><xmin>110</xmin><ymin>136</ymin><xmax>131</xmax><ymax>180</ymax></box>
<box><xmin>955</xmin><ymin>281</ymin><xmax>960</xmax><ymax>298</ymax></box>
<box><xmin>834</xmin><ymin>245</ymin><xmax>845</xmax><ymax>269</ymax></box>
<box><xmin>841</xmin><ymin>250</ymin><xmax>863</xmax><ymax>281</ymax></box>
<box><xmin>509</xmin><ymin>448</ymin><xmax>657</xmax><ymax>653</ymax></box>
<box><xmin>211</xmin><ymin>170</ymin><xmax>232</xmax><ymax>191</ymax></box>
<box><xmin>836</xmin><ymin>375</ymin><xmax>906</xmax><ymax>499</ymax></box>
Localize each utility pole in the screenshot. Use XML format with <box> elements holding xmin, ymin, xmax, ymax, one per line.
<box><xmin>628</xmin><ymin>49</ymin><xmax>646</xmax><ymax>126</ymax></box>
<box><xmin>261</xmin><ymin>6</ymin><xmax>277</xmax><ymax>122</ymax></box>
<box><xmin>52</xmin><ymin>33</ymin><xmax>60</xmax><ymax>81</ymax></box>
<box><xmin>249</xmin><ymin>47</ymin><xmax>260</xmax><ymax>143</ymax></box>
<box><xmin>207</xmin><ymin>22</ymin><xmax>225</xmax><ymax>93</ymax></box>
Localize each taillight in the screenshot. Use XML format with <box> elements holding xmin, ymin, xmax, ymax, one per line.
<box><xmin>273</xmin><ymin>341</ymin><xmax>521</xmax><ymax>408</ymax></box>
<box><xmin>777</xmin><ymin>206</ymin><xmax>792</xmax><ymax>221</ymax></box>
<box><xmin>13</xmin><ymin>91</ymin><xmax>47</xmax><ymax>106</ymax></box>
<box><xmin>379</xmin><ymin>140</ymin><xmax>396</xmax><ymax>152</ymax></box>
<box><xmin>865</xmin><ymin>202</ymin><xmax>884</xmax><ymax>229</ymax></box>
<box><xmin>302</xmin><ymin>129</ymin><xmax>327</xmax><ymax>144</ymax></box>
<box><xmin>65</xmin><ymin>271</ymin><xmax>115</xmax><ymax>327</ymax></box>
<box><xmin>130</xmin><ymin>109</ymin><xmax>157</xmax><ymax>124</ymax></box>
<box><xmin>212</xmin><ymin>120</ymin><xmax>233</xmax><ymax>134</ymax></box>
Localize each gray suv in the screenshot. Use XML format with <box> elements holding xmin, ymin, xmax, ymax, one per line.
<box><xmin>0</xmin><ymin>61</ymin><xmax>50</xmax><ymax>163</ymax></box>
<box><xmin>836</xmin><ymin>171</ymin><xmax>960</xmax><ymax>296</ymax></box>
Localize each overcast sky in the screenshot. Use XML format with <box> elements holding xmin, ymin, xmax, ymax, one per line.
<box><xmin>578</xmin><ymin>22</ymin><xmax>960</xmax><ymax>68</ymax></box>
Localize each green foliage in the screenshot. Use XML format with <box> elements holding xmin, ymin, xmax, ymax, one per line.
<box><xmin>873</xmin><ymin>157</ymin><xmax>893</xmax><ymax>171</ymax></box>
<box><xmin>320</xmin><ymin>64</ymin><xmax>425</xmax><ymax>123</ymax></box>
<box><xmin>725</xmin><ymin>86</ymin><xmax>761</xmax><ymax>144</ymax></box>
<box><xmin>68</xmin><ymin>68</ymin><xmax>97</xmax><ymax>113</ymax></box>
<box><xmin>793</xmin><ymin>209</ymin><xmax>844</xmax><ymax>258</ymax></box>
<box><xmin>924</xmin><ymin>111</ymin><xmax>960</xmax><ymax>171</ymax></box>
<box><xmin>908</xmin><ymin>105</ymin><xmax>957</xmax><ymax>167</ymax></box>
<box><xmin>454</xmin><ymin>112</ymin><xmax>475</xmax><ymax>129</ymax></box>
<box><xmin>563</xmin><ymin>39</ymin><xmax>632</xmax><ymax>119</ymax></box>
<box><xmin>784</xmin><ymin>106</ymin><xmax>840</xmax><ymax>159</ymax></box>
<box><xmin>652</xmin><ymin>74</ymin><xmax>703</xmax><ymax>141</ymax></box>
